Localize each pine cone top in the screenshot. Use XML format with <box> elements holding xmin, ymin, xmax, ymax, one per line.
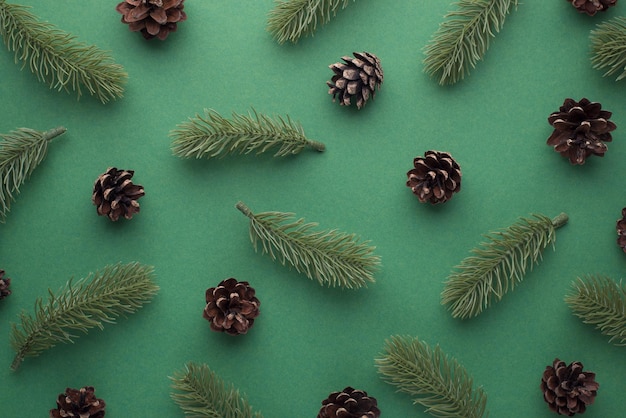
<box><xmin>541</xmin><ymin>358</ymin><xmax>599</xmax><ymax>416</ymax></box>
<box><xmin>567</xmin><ymin>0</ymin><xmax>617</xmax><ymax>15</ymax></box>
<box><xmin>92</xmin><ymin>167</ymin><xmax>145</xmax><ymax>222</ymax></box>
<box><xmin>327</xmin><ymin>52</ymin><xmax>383</xmax><ymax>110</ymax></box>
<box><xmin>616</xmin><ymin>208</ymin><xmax>626</xmax><ymax>252</ymax></box>
<box><xmin>547</xmin><ymin>98</ymin><xmax>616</xmax><ymax>165</ymax></box>
<box><xmin>406</xmin><ymin>150</ymin><xmax>461</xmax><ymax>204</ymax></box>
<box><xmin>317</xmin><ymin>387</ymin><xmax>380</xmax><ymax>418</ymax></box>
<box><xmin>116</xmin><ymin>0</ymin><xmax>187</xmax><ymax>40</ymax></box>
<box><xmin>49</xmin><ymin>386</ymin><xmax>106</xmax><ymax>418</ymax></box>
<box><xmin>203</xmin><ymin>278</ymin><xmax>260</xmax><ymax>336</ymax></box>
<box><xmin>0</xmin><ymin>270</ymin><xmax>11</xmax><ymax>300</ymax></box>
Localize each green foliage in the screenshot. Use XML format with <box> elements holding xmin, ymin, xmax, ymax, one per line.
<box><xmin>0</xmin><ymin>0</ymin><xmax>126</xmax><ymax>103</ymax></box>
<box><xmin>441</xmin><ymin>213</ymin><xmax>568</xmax><ymax>319</ymax></box>
<box><xmin>10</xmin><ymin>262</ymin><xmax>158</xmax><ymax>371</ymax></box>
<box><xmin>376</xmin><ymin>335</ymin><xmax>488</xmax><ymax>418</ymax></box>
<box><xmin>590</xmin><ymin>16</ymin><xmax>626</xmax><ymax>81</ymax></box>
<box><xmin>170</xmin><ymin>362</ymin><xmax>263</xmax><ymax>418</ymax></box>
<box><xmin>236</xmin><ymin>201</ymin><xmax>380</xmax><ymax>289</ymax></box>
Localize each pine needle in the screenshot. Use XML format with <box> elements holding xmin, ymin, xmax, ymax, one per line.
<box><xmin>0</xmin><ymin>126</ymin><xmax>66</xmax><ymax>223</ymax></box>
<box><xmin>10</xmin><ymin>262</ymin><xmax>159</xmax><ymax>371</ymax></box>
<box><xmin>565</xmin><ymin>275</ymin><xmax>626</xmax><ymax>346</ymax></box>
<box><xmin>170</xmin><ymin>108</ymin><xmax>325</xmax><ymax>159</ymax></box>
<box><xmin>441</xmin><ymin>213</ymin><xmax>568</xmax><ymax>319</ymax></box>
<box><xmin>423</xmin><ymin>0</ymin><xmax>518</xmax><ymax>85</ymax></box>
<box><xmin>0</xmin><ymin>0</ymin><xmax>127</xmax><ymax>103</ymax></box>
<box><xmin>170</xmin><ymin>362</ymin><xmax>263</xmax><ymax>418</ymax></box>
<box><xmin>236</xmin><ymin>201</ymin><xmax>380</xmax><ymax>289</ymax></box>
<box><xmin>590</xmin><ymin>16</ymin><xmax>626</xmax><ymax>81</ymax></box>
<box><xmin>376</xmin><ymin>335</ymin><xmax>488</xmax><ymax>418</ymax></box>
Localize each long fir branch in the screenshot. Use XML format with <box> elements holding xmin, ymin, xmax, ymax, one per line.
<box><xmin>376</xmin><ymin>335</ymin><xmax>488</xmax><ymax>418</ymax></box>
<box><xmin>0</xmin><ymin>0</ymin><xmax>126</xmax><ymax>103</ymax></box>
<box><xmin>10</xmin><ymin>262</ymin><xmax>158</xmax><ymax>371</ymax></box>
<box><xmin>423</xmin><ymin>0</ymin><xmax>518</xmax><ymax>85</ymax></box>
<box><xmin>441</xmin><ymin>213</ymin><xmax>568</xmax><ymax>319</ymax></box>
<box><xmin>590</xmin><ymin>16</ymin><xmax>626</xmax><ymax>81</ymax></box>
<box><xmin>236</xmin><ymin>201</ymin><xmax>380</xmax><ymax>289</ymax></box>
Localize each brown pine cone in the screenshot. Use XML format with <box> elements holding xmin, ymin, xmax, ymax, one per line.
<box><xmin>49</xmin><ymin>386</ymin><xmax>106</xmax><ymax>418</ymax></box>
<box><xmin>203</xmin><ymin>278</ymin><xmax>260</xmax><ymax>336</ymax></box>
<box><xmin>616</xmin><ymin>208</ymin><xmax>626</xmax><ymax>252</ymax></box>
<box><xmin>547</xmin><ymin>98</ymin><xmax>616</xmax><ymax>165</ymax></box>
<box><xmin>327</xmin><ymin>52</ymin><xmax>383</xmax><ymax>110</ymax></box>
<box><xmin>567</xmin><ymin>0</ymin><xmax>617</xmax><ymax>15</ymax></box>
<box><xmin>116</xmin><ymin>0</ymin><xmax>187</xmax><ymax>40</ymax></box>
<box><xmin>540</xmin><ymin>358</ymin><xmax>599</xmax><ymax>416</ymax></box>
<box><xmin>0</xmin><ymin>270</ymin><xmax>11</xmax><ymax>300</ymax></box>
<box><xmin>317</xmin><ymin>387</ymin><xmax>380</xmax><ymax>418</ymax></box>
<box><xmin>92</xmin><ymin>167</ymin><xmax>145</xmax><ymax>221</ymax></box>
<box><xmin>406</xmin><ymin>150</ymin><xmax>461</xmax><ymax>204</ymax></box>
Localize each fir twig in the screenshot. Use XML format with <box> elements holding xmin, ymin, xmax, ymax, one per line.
<box><xmin>0</xmin><ymin>126</ymin><xmax>66</xmax><ymax>223</ymax></box>
<box><xmin>0</xmin><ymin>0</ymin><xmax>126</xmax><ymax>103</ymax></box>
<box><xmin>565</xmin><ymin>275</ymin><xmax>626</xmax><ymax>346</ymax></box>
<box><xmin>170</xmin><ymin>362</ymin><xmax>263</xmax><ymax>418</ymax></box>
<box><xmin>170</xmin><ymin>109</ymin><xmax>325</xmax><ymax>159</ymax></box>
<box><xmin>236</xmin><ymin>201</ymin><xmax>380</xmax><ymax>289</ymax></box>
<box><xmin>590</xmin><ymin>16</ymin><xmax>626</xmax><ymax>81</ymax></box>
<box><xmin>423</xmin><ymin>0</ymin><xmax>518</xmax><ymax>85</ymax></box>
<box><xmin>376</xmin><ymin>335</ymin><xmax>488</xmax><ymax>418</ymax></box>
<box><xmin>10</xmin><ymin>262</ymin><xmax>158</xmax><ymax>371</ymax></box>
<box><xmin>441</xmin><ymin>213</ymin><xmax>568</xmax><ymax>319</ymax></box>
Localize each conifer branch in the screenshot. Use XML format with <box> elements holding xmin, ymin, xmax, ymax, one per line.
<box><xmin>236</xmin><ymin>201</ymin><xmax>380</xmax><ymax>289</ymax></box>
<box><xmin>10</xmin><ymin>262</ymin><xmax>158</xmax><ymax>371</ymax></box>
<box><xmin>0</xmin><ymin>0</ymin><xmax>127</xmax><ymax>103</ymax></box>
<box><xmin>376</xmin><ymin>335</ymin><xmax>488</xmax><ymax>418</ymax></box>
<box><xmin>590</xmin><ymin>16</ymin><xmax>626</xmax><ymax>81</ymax></box>
<box><xmin>441</xmin><ymin>213</ymin><xmax>568</xmax><ymax>319</ymax></box>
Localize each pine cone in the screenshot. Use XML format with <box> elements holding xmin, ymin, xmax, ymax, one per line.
<box><xmin>49</xmin><ymin>386</ymin><xmax>106</xmax><ymax>418</ymax></box>
<box><xmin>406</xmin><ymin>150</ymin><xmax>461</xmax><ymax>204</ymax></box>
<box><xmin>0</xmin><ymin>270</ymin><xmax>11</xmax><ymax>300</ymax></box>
<box><xmin>540</xmin><ymin>358</ymin><xmax>599</xmax><ymax>416</ymax></box>
<box><xmin>567</xmin><ymin>0</ymin><xmax>617</xmax><ymax>15</ymax></box>
<box><xmin>92</xmin><ymin>167</ymin><xmax>145</xmax><ymax>221</ymax></box>
<box><xmin>116</xmin><ymin>0</ymin><xmax>187</xmax><ymax>40</ymax></box>
<box><xmin>616</xmin><ymin>207</ymin><xmax>626</xmax><ymax>252</ymax></box>
<box><xmin>203</xmin><ymin>278</ymin><xmax>260</xmax><ymax>336</ymax></box>
<box><xmin>317</xmin><ymin>387</ymin><xmax>380</xmax><ymax>418</ymax></box>
<box><xmin>547</xmin><ymin>98</ymin><xmax>616</xmax><ymax>165</ymax></box>
<box><xmin>327</xmin><ymin>52</ymin><xmax>383</xmax><ymax>110</ymax></box>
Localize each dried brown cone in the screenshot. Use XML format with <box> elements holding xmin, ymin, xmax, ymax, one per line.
<box><xmin>567</xmin><ymin>0</ymin><xmax>617</xmax><ymax>16</ymax></box>
<box><xmin>203</xmin><ymin>278</ymin><xmax>260</xmax><ymax>336</ymax></box>
<box><xmin>317</xmin><ymin>387</ymin><xmax>380</xmax><ymax>418</ymax></box>
<box><xmin>540</xmin><ymin>358</ymin><xmax>599</xmax><ymax>416</ymax></box>
<box><xmin>327</xmin><ymin>52</ymin><xmax>383</xmax><ymax>110</ymax></box>
<box><xmin>547</xmin><ymin>98</ymin><xmax>616</xmax><ymax>165</ymax></box>
<box><xmin>406</xmin><ymin>150</ymin><xmax>461</xmax><ymax>204</ymax></box>
<box><xmin>616</xmin><ymin>207</ymin><xmax>626</xmax><ymax>252</ymax></box>
<box><xmin>116</xmin><ymin>0</ymin><xmax>187</xmax><ymax>40</ymax></box>
<box><xmin>0</xmin><ymin>270</ymin><xmax>11</xmax><ymax>300</ymax></box>
<box><xmin>92</xmin><ymin>167</ymin><xmax>145</xmax><ymax>222</ymax></box>
<box><xmin>49</xmin><ymin>386</ymin><xmax>106</xmax><ymax>418</ymax></box>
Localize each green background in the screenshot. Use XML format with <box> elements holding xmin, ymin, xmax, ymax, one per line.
<box><xmin>1</xmin><ymin>0</ymin><xmax>625</xmax><ymax>416</ymax></box>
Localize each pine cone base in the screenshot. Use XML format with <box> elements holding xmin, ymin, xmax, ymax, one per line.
<box><xmin>406</xmin><ymin>150</ymin><xmax>461</xmax><ymax>204</ymax></box>
<box><xmin>318</xmin><ymin>387</ymin><xmax>380</xmax><ymax>418</ymax></box>
<box><xmin>327</xmin><ymin>52</ymin><xmax>383</xmax><ymax>110</ymax></box>
<box><xmin>50</xmin><ymin>386</ymin><xmax>106</xmax><ymax>418</ymax></box>
<box><xmin>540</xmin><ymin>358</ymin><xmax>599</xmax><ymax>416</ymax></box>
<box><xmin>203</xmin><ymin>278</ymin><xmax>260</xmax><ymax>335</ymax></box>
<box><xmin>0</xmin><ymin>270</ymin><xmax>11</xmax><ymax>300</ymax></box>
<box><xmin>92</xmin><ymin>167</ymin><xmax>145</xmax><ymax>221</ymax></box>
<box><xmin>116</xmin><ymin>0</ymin><xmax>187</xmax><ymax>40</ymax></box>
<box><xmin>567</xmin><ymin>0</ymin><xmax>617</xmax><ymax>15</ymax></box>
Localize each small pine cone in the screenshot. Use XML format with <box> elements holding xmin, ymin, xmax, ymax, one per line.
<box><xmin>547</xmin><ymin>98</ymin><xmax>616</xmax><ymax>165</ymax></box>
<box><xmin>540</xmin><ymin>358</ymin><xmax>599</xmax><ymax>416</ymax></box>
<box><xmin>406</xmin><ymin>150</ymin><xmax>461</xmax><ymax>204</ymax></box>
<box><xmin>567</xmin><ymin>0</ymin><xmax>617</xmax><ymax>16</ymax></box>
<box><xmin>0</xmin><ymin>270</ymin><xmax>11</xmax><ymax>300</ymax></box>
<box><xmin>116</xmin><ymin>0</ymin><xmax>187</xmax><ymax>40</ymax></box>
<box><xmin>327</xmin><ymin>52</ymin><xmax>383</xmax><ymax>110</ymax></box>
<box><xmin>203</xmin><ymin>278</ymin><xmax>260</xmax><ymax>336</ymax></box>
<box><xmin>49</xmin><ymin>386</ymin><xmax>106</xmax><ymax>418</ymax></box>
<box><xmin>92</xmin><ymin>167</ymin><xmax>145</xmax><ymax>221</ymax></box>
<box><xmin>616</xmin><ymin>207</ymin><xmax>626</xmax><ymax>252</ymax></box>
<box><xmin>317</xmin><ymin>387</ymin><xmax>380</xmax><ymax>418</ymax></box>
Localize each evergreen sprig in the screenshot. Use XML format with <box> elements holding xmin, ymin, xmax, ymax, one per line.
<box><xmin>10</xmin><ymin>262</ymin><xmax>158</xmax><ymax>371</ymax></box>
<box><xmin>441</xmin><ymin>213</ymin><xmax>568</xmax><ymax>319</ymax></box>
<box><xmin>170</xmin><ymin>109</ymin><xmax>325</xmax><ymax>159</ymax></box>
<box><xmin>423</xmin><ymin>0</ymin><xmax>518</xmax><ymax>85</ymax></box>
<box><xmin>236</xmin><ymin>201</ymin><xmax>380</xmax><ymax>289</ymax></box>
<box><xmin>170</xmin><ymin>362</ymin><xmax>263</xmax><ymax>418</ymax></box>
<box><xmin>565</xmin><ymin>275</ymin><xmax>626</xmax><ymax>346</ymax></box>
<box><xmin>0</xmin><ymin>126</ymin><xmax>66</xmax><ymax>223</ymax></box>
<box><xmin>376</xmin><ymin>335</ymin><xmax>488</xmax><ymax>418</ymax></box>
<box><xmin>590</xmin><ymin>16</ymin><xmax>626</xmax><ymax>81</ymax></box>
<box><xmin>0</xmin><ymin>0</ymin><xmax>126</xmax><ymax>103</ymax></box>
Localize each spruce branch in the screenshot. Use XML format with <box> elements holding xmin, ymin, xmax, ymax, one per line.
<box><xmin>565</xmin><ymin>275</ymin><xmax>626</xmax><ymax>346</ymax></box>
<box><xmin>0</xmin><ymin>0</ymin><xmax>127</xmax><ymax>103</ymax></box>
<box><xmin>441</xmin><ymin>213</ymin><xmax>568</xmax><ymax>319</ymax></box>
<box><xmin>236</xmin><ymin>201</ymin><xmax>380</xmax><ymax>289</ymax></box>
<box><xmin>376</xmin><ymin>335</ymin><xmax>488</xmax><ymax>418</ymax></box>
<box><xmin>170</xmin><ymin>108</ymin><xmax>325</xmax><ymax>159</ymax></box>
<box><xmin>170</xmin><ymin>362</ymin><xmax>263</xmax><ymax>418</ymax></box>
<box><xmin>590</xmin><ymin>16</ymin><xmax>626</xmax><ymax>81</ymax></box>
<box><xmin>423</xmin><ymin>0</ymin><xmax>518</xmax><ymax>85</ymax></box>
<box><xmin>10</xmin><ymin>262</ymin><xmax>158</xmax><ymax>371</ymax></box>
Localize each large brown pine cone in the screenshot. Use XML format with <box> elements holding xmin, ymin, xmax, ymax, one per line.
<box><xmin>92</xmin><ymin>167</ymin><xmax>145</xmax><ymax>221</ymax></box>
<box><xmin>406</xmin><ymin>150</ymin><xmax>461</xmax><ymax>204</ymax></box>
<box><xmin>49</xmin><ymin>386</ymin><xmax>106</xmax><ymax>418</ymax></box>
<box><xmin>616</xmin><ymin>207</ymin><xmax>626</xmax><ymax>252</ymax></box>
<box><xmin>116</xmin><ymin>0</ymin><xmax>187</xmax><ymax>40</ymax></box>
<box><xmin>327</xmin><ymin>52</ymin><xmax>383</xmax><ymax>110</ymax></box>
<box><xmin>0</xmin><ymin>270</ymin><xmax>11</xmax><ymax>300</ymax></box>
<box><xmin>203</xmin><ymin>278</ymin><xmax>260</xmax><ymax>336</ymax></box>
<box><xmin>540</xmin><ymin>358</ymin><xmax>599</xmax><ymax>416</ymax></box>
<box><xmin>317</xmin><ymin>387</ymin><xmax>380</xmax><ymax>418</ymax></box>
<box><xmin>567</xmin><ymin>0</ymin><xmax>617</xmax><ymax>15</ymax></box>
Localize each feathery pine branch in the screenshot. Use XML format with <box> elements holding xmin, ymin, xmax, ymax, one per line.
<box><xmin>441</xmin><ymin>213</ymin><xmax>568</xmax><ymax>319</ymax></box>
<box><xmin>590</xmin><ymin>16</ymin><xmax>626</xmax><ymax>81</ymax></box>
<box><xmin>423</xmin><ymin>0</ymin><xmax>518</xmax><ymax>85</ymax></box>
<box><xmin>565</xmin><ymin>275</ymin><xmax>626</xmax><ymax>346</ymax></box>
<box><xmin>10</xmin><ymin>262</ymin><xmax>158</xmax><ymax>371</ymax></box>
<box><xmin>236</xmin><ymin>201</ymin><xmax>380</xmax><ymax>289</ymax></box>
<box><xmin>0</xmin><ymin>0</ymin><xmax>126</xmax><ymax>103</ymax></box>
<box><xmin>376</xmin><ymin>335</ymin><xmax>488</xmax><ymax>418</ymax></box>
<box><xmin>170</xmin><ymin>109</ymin><xmax>325</xmax><ymax>159</ymax></box>
<box><xmin>0</xmin><ymin>126</ymin><xmax>66</xmax><ymax>223</ymax></box>
<box><xmin>170</xmin><ymin>362</ymin><xmax>263</xmax><ymax>418</ymax></box>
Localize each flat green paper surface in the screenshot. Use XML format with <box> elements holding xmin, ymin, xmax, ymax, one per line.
<box><xmin>1</xmin><ymin>1</ymin><xmax>625</xmax><ymax>416</ymax></box>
